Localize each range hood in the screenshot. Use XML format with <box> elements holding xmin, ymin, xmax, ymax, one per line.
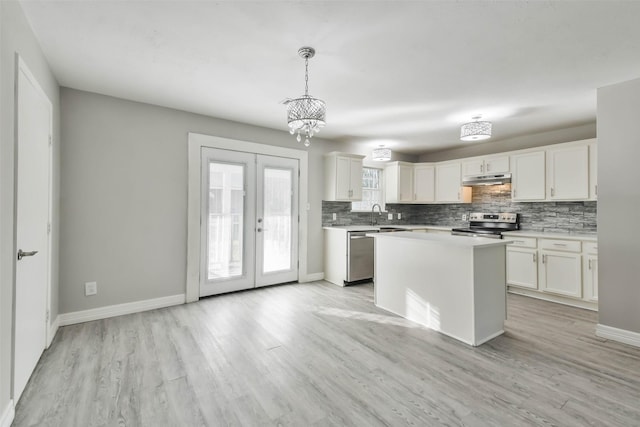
<box><xmin>462</xmin><ymin>173</ymin><xmax>512</xmax><ymax>186</ymax></box>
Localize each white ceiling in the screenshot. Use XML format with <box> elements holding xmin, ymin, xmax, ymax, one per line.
<box><xmin>19</xmin><ymin>0</ymin><xmax>640</xmax><ymax>154</ymax></box>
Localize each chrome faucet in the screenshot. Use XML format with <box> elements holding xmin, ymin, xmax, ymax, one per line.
<box><xmin>371</xmin><ymin>203</ymin><xmax>383</xmax><ymax>225</ymax></box>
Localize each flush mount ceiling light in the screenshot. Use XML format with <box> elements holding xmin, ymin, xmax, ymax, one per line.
<box><xmin>460</xmin><ymin>115</ymin><xmax>492</xmax><ymax>142</ymax></box>
<box><xmin>372</xmin><ymin>146</ymin><xmax>392</xmax><ymax>161</ymax></box>
<box><xmin>283</xmin><ymin>47</ymin><xmax>326</xmax><ymax>147</ymax></box>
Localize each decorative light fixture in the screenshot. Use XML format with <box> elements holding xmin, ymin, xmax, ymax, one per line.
<box><xmin>372</xmin><ymin>146</ymin><xmax>392</xmax><ymax>161</ymax></box>
<box><xmin>460</xmin><ymin>115</ymin><xmax>492</xmax><ymax>141</ymax></box>
<box><xmin>283</xmin><ymin>47</ymin><xmax>326</xmax><ymax>147</ymax></box>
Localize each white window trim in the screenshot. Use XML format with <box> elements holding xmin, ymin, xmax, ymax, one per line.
<box><xmin>351</xmin><ymin>166</ymin><xmax>386</xmax><ymax>212</ymax></box>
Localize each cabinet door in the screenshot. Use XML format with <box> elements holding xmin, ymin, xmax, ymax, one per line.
<box><xmin>436</xmin><ymin>163</ymin><xmax>462</xmax><ymax>202</ymax></box>
<box><xmin>462</xmin><ymin>159</ymin><xmax>484</xmax><ymax>176</ymax></box>
<box><xmin>507</xmin><ymin>248</ymin><xmax>538</xmax><ymax>289</ymax></box>
<box><xmin>485</xmin><ymin>155</ymin><xmax>510</xmax><ymax>174</ymax></box>
<box><xmin>589</xmin><ymin>143</ymin><xmax>597</xmax><ymax>200</ymax></box>
<box><xmin>414</xmin><ymin>164</ymin><xmax>435</xmax><ymax>202</ymax></box>
<box><xmin>512</xmin><ymin>151</ymin><xmax>546</xmax><ymax>201</ymax></box>
<box><xmin>398</xmin><ymin>164</ymin><xmax>414</xmax><ymax>202</ymax></box>
<box><xmin>583</xmin><ymin>254</ymin><xmax>598</xmax><ymax>301</ymax></box>
<box><xmin>539</xmin><ymin>251</ymin><xmax>582</xmax><ymax>298</ymax></box>
<box><xmin>547</xmin><ymin>145</ymin><xmax>589</xmax><ymax>200</ymax></box>
<box><xmin>349</xmin><ymin>158</ymin><xmax>363</xmax><ymax>200</ymax></box>
<box><xmin>335</xmin><ymin>156</ymin><xmax>352</xmax><ymax>200</ymax></box>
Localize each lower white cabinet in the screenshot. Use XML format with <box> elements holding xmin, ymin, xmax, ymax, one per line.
<box><xmin>506</xmin><ymin>248</ymin><xmax>538</xmax><ymax>289</ymax></box>
<box><xmin>539</xmin><ymin>251</ymin><xmax>582</xmax><ymax>298</ymax></box>
<box><xmin>506</xmin><ymin>234</ymin><xmax>597</xmax><ymax>310</ymax></box>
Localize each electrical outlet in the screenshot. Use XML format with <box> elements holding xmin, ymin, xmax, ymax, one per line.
<box><xmin>332</xmin><ymin>213</ymin><xmax>337</xmax><ymax>221</ymax></box>
<box><xmin>85</xmin><ymin>281</ymin><xmax>97</xmax><ymax>296</ymax></box>
<box><xmin>462</xmin><ymin>214</ymin><xmax>468</xmax><ymax>221</ymax></box>
<box><xmin>397</xmin><ymin>213</ymin><xmax>402</xmax><ymax>220</ymax></box>
<box><xmin>387</xmin><ymin>213</ymin><xmax>393</xmax><ymax>220</ymax></box>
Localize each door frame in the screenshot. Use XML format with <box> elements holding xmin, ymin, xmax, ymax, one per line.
<box><xmin>186</xmin><ymin>133</ymin><xmax>309</xmax><ymax>302</ymax></box>
<box><xmin>12</xmin><ymin>55</ymin><xmax>54</xmax><ymax>396</ymax></box>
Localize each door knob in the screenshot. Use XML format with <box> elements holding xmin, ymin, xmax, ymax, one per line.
<box><xmin>17</xmin><ymin>249</ymin><xmax>38</xmax><ymax>261</ymax></box>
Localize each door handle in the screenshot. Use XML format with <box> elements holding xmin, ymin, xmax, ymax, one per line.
<box><xmin>17</xmin><ymin>249</ymin><xmax>38</xmax><ymax>261</ymax></box>
<box><xmin>257</xmin><ymin>228</ymin><xmax>268</xmax><ymax>232</ymax></box>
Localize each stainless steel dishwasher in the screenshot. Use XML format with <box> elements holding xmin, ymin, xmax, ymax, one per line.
<box><xmin>346</xmin><ymin>230</ymin><xmax>376</xmax><ymax>284</ymax></box>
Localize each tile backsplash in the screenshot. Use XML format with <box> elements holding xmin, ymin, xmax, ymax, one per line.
<box><xmin>322</xmin><ymin>184</ymin><xmax>597</xmax><ymax>233</ymax></box>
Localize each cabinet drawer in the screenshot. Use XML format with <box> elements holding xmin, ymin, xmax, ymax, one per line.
<box><xmin>540</xmin><ymin>239</ymin><xmax>581</xmax><ymax>253</ymax></box>
<box><xmin>506</xmin><ymin>236</ymin><xmax>537</xmax><ymax>248</ymax></box>
<box><xmin>583</xmin><ymin>242</ymin><xmax>598</xmax><ymax>254</ymax></box>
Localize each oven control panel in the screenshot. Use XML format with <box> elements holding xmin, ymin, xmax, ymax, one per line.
<box><xmin>469</xmin><ymin>212</ymin><xmax>518</xmax><ymax>223</ymax></box>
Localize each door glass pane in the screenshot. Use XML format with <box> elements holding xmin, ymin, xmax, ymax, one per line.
<box><xmin>207</xmin><ymin>162</ymin><xmax>244</xmax><ymax>280</ymax></box>
<box><xmin>263</xmin><ymin>168</ymin><xmax>292</xmax><ymax>273</ymax></box>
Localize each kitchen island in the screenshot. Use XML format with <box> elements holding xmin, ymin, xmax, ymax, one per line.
<box><xmin>371</xmin><ymin>231</ymin><xmax>509</xmax><ymax>346</ymax></box>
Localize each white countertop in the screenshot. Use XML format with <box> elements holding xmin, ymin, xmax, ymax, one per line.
<box><xmin>502</xmin><ymin>230</ymin><xmax>597</xmax><ymax>242</ymax></box>
<box><xmin>369</xmin><ymin>230</ymin><xmax>510</xmax><ymax>248</ymax></box>
<box><xmin>323</xmin><ymin>224</ymin><xmax>453</xmax><ymax>232</ymax></box>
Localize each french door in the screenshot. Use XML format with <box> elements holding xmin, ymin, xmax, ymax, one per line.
<box><xmin>200</xmin><ymin>148</ymin><xmax>299</xmax><ymax>296</ymax></box>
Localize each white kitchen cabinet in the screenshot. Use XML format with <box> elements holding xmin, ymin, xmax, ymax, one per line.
<box><xmin>511</xmin><ymin>151</ymin><xmax>546</xmax><ymax>201</ymax></box>
<box><xmin>539</xmin><ymin>239</ymin><xmax>582</xmax><ymax>298</ymax></box>
<box><xmin>589</xmin><ymin>142</ymin><xmax>598</xmax><ymax>200</ymax></box>
<box><xmin>324</xmin><ymin>152</ymin><xmax>365</xmax><ymax>201</ymax></box>
<box><xmin>413</xmin><ymin>163</ymin><xmax>435</xmax><ymax>202</ymax></box>
<box><xmin>507</xmin><ymin>248</ymin><xmax>538</xmax><ymax>289</ymax></box>
<box><xmin>583</xmin><ymin>241</ymin><xmax>598</xmax><ymax>302</ymax></box>
<box><xmin>547</xmin><ymin>144</ymin><xmax>589</xmax><ymax>200</ymax></box>
<box><xmin>385</xmin><ymin>161</ymin><xmax>414</xmax><ymax>203</ymax></box>
<box><xmin>436</xmin><ymin>162</ymin><xmax>471</xmax><ymax>203</ymax></box>
<box><xmin>462</xmin><ymin>155</ymin><xmax>510</xmax><ymax>176</ymax></box>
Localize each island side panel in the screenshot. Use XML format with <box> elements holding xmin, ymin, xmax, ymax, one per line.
<box><xmin>472</xmin><ymin>245</ymin><xmax>507</xmax><ymax>345</ymax></box>
<box><xmin>374</xmin><ymin>236</ymin><xmax>475</xmax><ymax>345</ymax></box>
<box><xmin>324</xmin><ymin>228</ymin><xmax>347</xmax><ymax>286</ymax></box>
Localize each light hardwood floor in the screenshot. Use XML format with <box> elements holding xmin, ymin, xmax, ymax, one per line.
<box><xmin>14</xmin><ymin>282</ymin><xmax>640</xmax><ymax>426</ymax></box>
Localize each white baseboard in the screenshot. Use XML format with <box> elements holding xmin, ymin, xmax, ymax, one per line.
<box><xmin>0</xmin><ymin>400</ymin><xmax>14</xmax><ymax>427</ymax></box>
<box><xmin>59</xmin><ymin>294</ymin><xmax>186</xmax><ymax>326</ymax></box>
<box><xmin>47</xmin><ymin>314</ymin><xmax>60</xmax><ymax>347</ymax></box>
<box><xmin>596</xmin><ymin>324</ymin><xmax>640</xmax><ymax>348</ymax></box>
<box><xmin>300</xmin><ymin>272</ymin><xmax>324</xmax><ymax>283</ymax></box>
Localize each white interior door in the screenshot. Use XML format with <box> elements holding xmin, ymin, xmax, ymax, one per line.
<box><xmin>14</xmin><ymin>58</ymin><xmax>52</xmax><ymax>402</ymax></box>
<box><xmin>256</xmin><ymin>155</ymin><xmax>298</xmax><ymax>287</ymax></box>
<box><xmin>200</xmin><ymin>149</ymin><xmax>299</xmax><ymax>297</ymax></box>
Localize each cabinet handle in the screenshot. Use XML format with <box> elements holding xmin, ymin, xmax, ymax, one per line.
<box><xmin>481</xmin><ymin>164</ymin><xmax>484</xmax><ymax>173</ymax></box>
<box><xmin>486</xmin><ymin>163</ymin><xmax>490</xmax><ymax>172</ymax></box>
<box><xmin>414</xmin><ymin>193</ymin><xmax>417</xmax><ymax>201</ymax></box>
<box><xmin>552</xmin><ymin>243</ymin><xmax>567</xmax><ymax>247</ymax></box>
<box><xmin>550</xmin><ymin>188</ymin><xmax>555</xmax><ymax>197</ymax></box>
<box><xmin>595</xmin><ymin>185</ymin><xmax>598</xmax><ymax>196</ymax></box>
<box><xmin>533</xmin><ymin>253</ymin><xmax>537</xmax><ymax>263</ymax></box>
<box><xmin>588</xmin><ymin>259</ymin><xmax>592</xmax><ymax>270</ymax></box>
<box><xmin>542</xmin><ymin>254</ymin><xmax>546</xmax><ymax>264</ymax></box>
<box><xmin>513</xmin><ymin>189</ymin><xmax>516</xmax><ymax>198</ymax></box>
<box><xmin>457</xmin><ymin>191</ymin><xmax>460</xmax><ymax>200</ymax></box>
<box><xmin>514</xmin><ymin>240</ymin><xmax>525</xmax><ymax>244</ymax></box>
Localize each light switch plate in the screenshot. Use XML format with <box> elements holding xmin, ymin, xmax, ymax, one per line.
<box><xmin>85</xmin><ymin>281</ymin><xmax>97</xmax><ymax>296</ymax></box>
<box><xmin>397</xmin><ymin>213</ymin><xmax>402</xmax><ymax>220</ymax></box>
<box><xmin>332</xmin><ymin>213</ymin><xmax>337</xmax><ymax>221</ymax></box>
<box><xmin>388</xmin><ymin>213</ymin><xmax>393</xmax><ymax>220</ymax></box>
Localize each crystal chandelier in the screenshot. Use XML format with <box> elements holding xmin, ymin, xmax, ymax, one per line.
<box><xmin>460</xmin><ymin>115</ymin><xmax>492</xmax><ymax>141</ymax></box>
<box><xmin>284</xmin><ymin>47</ymin><xmax>326</xmax><ymax>147</ymax></box>
<box><xmin>372</xmin><ymin>146</ymin><xmax>392</xmax><ymax>161</ymax></box>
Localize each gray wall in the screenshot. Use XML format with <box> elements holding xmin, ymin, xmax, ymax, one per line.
<box><xmin>419</xmin><ymin>123</ymin><xmax>596</xmax><ymax>162</ymax></box>
<box><xmin>60</xmin><ymin>88</ymin><xmax>343</xmax><ymax>314</ymax></box>
<box><xmin>1</xmin><ymin>0</ymin><xmax>60</xmax><ymax>412</ymax></box>
<box><xmin>597</xmin><ymin>77</ymin><xmax>640</xmax><ymax>334</ymax></box>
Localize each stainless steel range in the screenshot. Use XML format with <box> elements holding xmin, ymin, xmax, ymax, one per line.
<box><xmin>451</xmin><ymin>212</ymin><xmax>519</xmax><ymax>239</ymax></box>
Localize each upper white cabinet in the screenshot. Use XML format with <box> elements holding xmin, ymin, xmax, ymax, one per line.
<box><xmin>547</xmin><ymin>144</ymin><xmax>589</xmax><ymax>200</ymax></box>
<box><xmin>589</xmin><ymin>142</ymin><xmax>598</xmax><ymax>200</ymax></box>
<box><xmin>413</xmin><ymin>163</ymin><xmax>435</xmax><ymax>202</ymax></box>
<box><xmin>511</xmin><ymin>151</ymin><xmax>546</xmax><ymax>201</ymax></box>
<box><xmin>324</xmin><ymin>152</ymin><xmax>365</xmax><ymax>201</ymax></box>
<box><xmin>436</xmin><ymin>162</ymin><xmax>471</xmax><ymax>203</ymax></box>
<box><xmin>385</xmin><ymin>161</ymin><xmax>414</xmax><ymax>203</ymax></box>
<box><xmin>462</xmin><ymin>155</ymin><xmax>510</xmax><ymax>176</ymax></box>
